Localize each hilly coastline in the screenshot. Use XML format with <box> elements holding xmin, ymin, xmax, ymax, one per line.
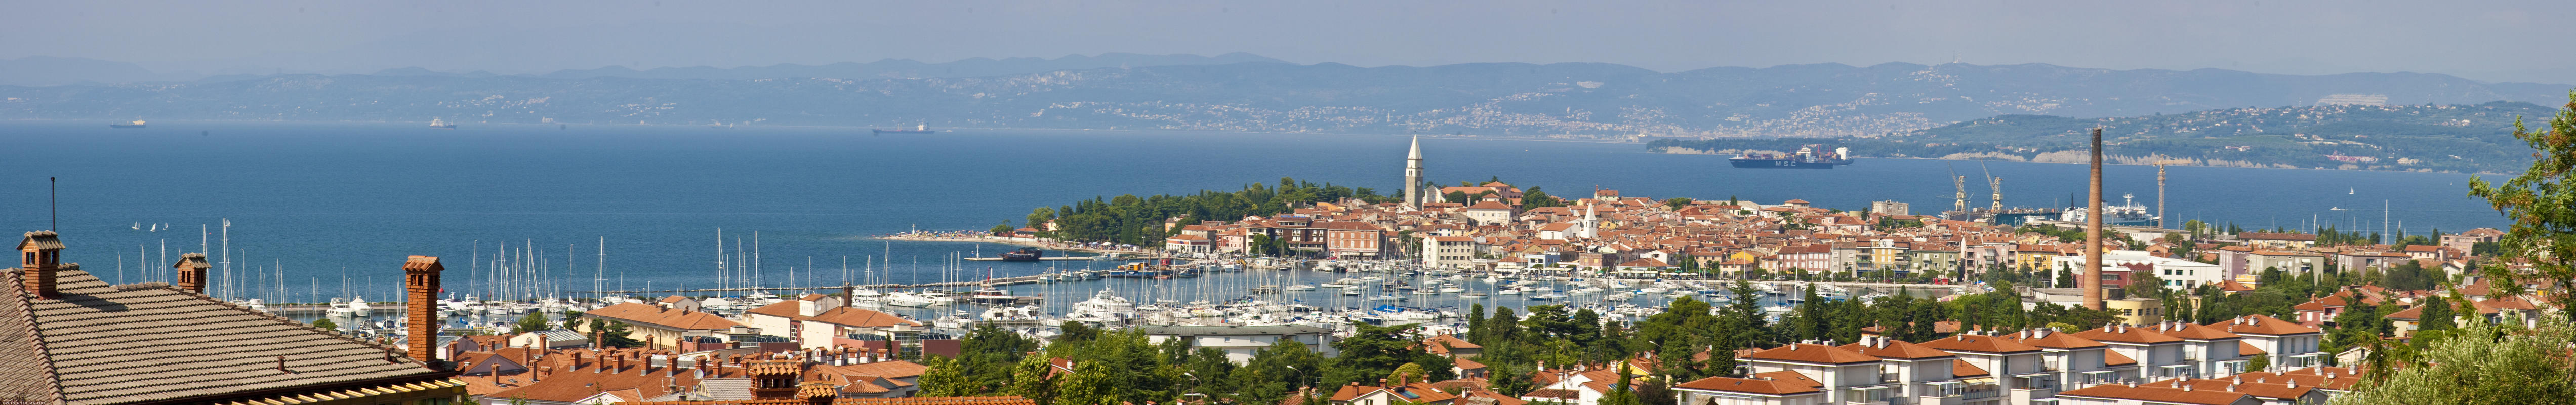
<box><xmin>3</xmin><ymin>59</ymin><xmax>2565</xmax><ymax>139</ymax></box>
<box><xmin>1649</xmin><ymin>100</ymin><xmax>2564</xmax><ymax>173</ymax></box>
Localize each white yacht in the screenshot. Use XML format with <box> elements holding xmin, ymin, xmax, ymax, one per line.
<box><xmin>886</xmin><ymin>292</ymin><xmax>937</xmax><ymax>307</ymax></box>
<box><xmin>1067</xmin><ymin>288</ymin><xmax>1137</xmax><ymax>325</ymax></box>
<box><xmin>326</xmin><ymin>297</ymin><xmax>355</xmax><ymax>318</ymax></box>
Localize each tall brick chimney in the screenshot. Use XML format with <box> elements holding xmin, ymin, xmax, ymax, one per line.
<box><xmin>173</xmin><ymin>253</ymin><xmax>210</xmax><ymax>294</ymax></box>
<box><xmin>2083</xmin><ymin>128</ymin><xmax>2106</xmax><ymax>311</ymax></box>
<box><xmin>403</xmin><ymin>255</ymin><xmax>444</xmax><ymax>365</ymax></box>
<box><xmin>19</xmin><ymin>231</ymin><xmax>65</xmax><ymax>299</ymax></box>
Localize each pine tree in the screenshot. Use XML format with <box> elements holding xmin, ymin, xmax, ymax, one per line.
<box><xmin>2468</xmin><ymin>90</ymin><xmax>2576</xmax><ymax>321</ymax></box>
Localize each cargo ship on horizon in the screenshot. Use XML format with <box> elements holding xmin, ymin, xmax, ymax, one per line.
<box><xmin>872</xmin><ymin>124</ymin><xmax>936</xmax><ymax>134</ymax></box>
<box><xmin>1728</xmin><ymin>144</ymin><xmax>1851</xmax><ymax>168</ymax></box>
<box><xmin>109</xmin><ymin>120</ymin><xmax>147</xmax><ymax>129</ymax></box>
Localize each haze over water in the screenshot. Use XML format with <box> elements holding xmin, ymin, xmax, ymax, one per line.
<box><xmin>0</xmin><ymin>121</ymin><xmax>2510</xmax><ymax>305</ymax></box>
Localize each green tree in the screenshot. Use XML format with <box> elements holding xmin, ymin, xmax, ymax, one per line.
<box><xmin>585</xmin><ymin>319</ymin><xmax>645</xmax><ymax>348</ymax></box>
<box><xmin>514</xmin><ymin>311</ymin><xmax>551</xmax><ymax>333</ymax></box>
<box><xmin>2418</xmin><ymin>297</ymin><xmax>2456</xmax><ymax>332</ymax></box>
<box><xmin>1662</xmin><ymin>197</ymin><xmax>1694</xmax><ymax>211</ymax></box>
<box><xmin>2328</xmin><ymin>318</ymin><xmax>2576</xmax><ymax>404</ymax></box>
<box><xmin>1598</xmin><ymin>364</ymin><xmax>1642</xmax><ymax>405</ymax></box>
<box><xmin>1009</xmin><ymin>354</ymin><xmax>1062</xmax><ymax>405</ymax></box>
<box><xmin>1387</xmin><ymin>362</ymin><xmax>1427</xmax><ymax>385</ymax></box>
<box><xmin>2467</xmin><ymin>91</ymin><xmax>2576</xmax><ymax>320</ymax></box>
<box><xmin>311</xmin><ymin>317</ymin><xmax>339</xmax><ymax>332</ymax></box>
<box><xmin>1027</xmin><ymin>208</ymin><xmax>1056</xmax><ymax>232</ymax></box>
<box><xmin>991</xmin><ymin>222</ymin><xmax>1015</xmax><ymax>235</ymax></box>
<box><xmin>917</xmin><ymin>355</ymin><xmax>976</xmax><ymax>396</ymax></box>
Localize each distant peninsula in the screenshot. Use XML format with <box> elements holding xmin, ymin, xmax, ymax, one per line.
<box><xmin>1649</xmin><ymin>101</ymin><xmax>2561</xmax><ymax>174</ymax></box>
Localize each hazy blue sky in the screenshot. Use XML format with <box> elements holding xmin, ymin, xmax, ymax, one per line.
<box><xmin>10</xmin><ymin>0</ymin><xmax>2575</xmax><ymax>83</ymax></box>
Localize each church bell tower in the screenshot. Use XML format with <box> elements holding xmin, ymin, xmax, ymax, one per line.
<box><xmin>1404</xmin><ymin>136</ymin><xmax>1425</xmax><ymax>207</ymax></box>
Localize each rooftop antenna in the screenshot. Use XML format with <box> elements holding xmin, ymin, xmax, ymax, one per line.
<box><xmin>49</xmin><ymin>177</ymin><xmax>56</xmax><ymax>231</ymax></box>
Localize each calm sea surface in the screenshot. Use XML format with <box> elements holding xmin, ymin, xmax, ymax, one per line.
<box><xmin>0</xmin><ymin>121</ymin><xmax>2515</xmax><ymax>317</ymax></box>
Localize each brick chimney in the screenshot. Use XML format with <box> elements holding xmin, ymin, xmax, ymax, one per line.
<box><xmin>173</xmin><ymin>253</ymin><xmax>210</xmax><ymax>294</ymax></box>
<box><xmin>798</xmin><ymin>381</ymin><xmax>840</xmax><ymax>405</ymax></box>
<box><xmin>749</xmin><ymin>360</ymin><xmax>801</xmax><ymax>399</ymax></box>
<box><xmin>19</xmin><ymin>231</ymin><xmax>64</xmax><ymax>299</ymax></box>
<box><xmin>402</xmin><ymin>256</ymin><xmax>444</xmax><ymax>365</ymax></box>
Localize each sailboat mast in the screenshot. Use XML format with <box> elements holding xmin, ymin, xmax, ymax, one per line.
<box><xmin>716</xmin><ymin>228</ymin><xmax>727</xmax><ymax>294</ymax></box>
<box><xmin>597</xmin><ymin>237</ymin><xmax>607</xmax><ymax>302</ymax></box>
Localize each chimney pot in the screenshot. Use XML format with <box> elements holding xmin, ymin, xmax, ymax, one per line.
<box><xmin>21</xmin><ymin>231</ymin><xmax>64</xmax><ymax>299</ymax></box>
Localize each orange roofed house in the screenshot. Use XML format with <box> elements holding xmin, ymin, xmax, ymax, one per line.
<box><xmin>581</xmin><ymin>301</ymin><xmax>747</xmax><ymax>350</ymax></box>
<box><xmin>2</xmin><ymin>231</ymin><xmax>465</xmax><ymax>405</ymax></box>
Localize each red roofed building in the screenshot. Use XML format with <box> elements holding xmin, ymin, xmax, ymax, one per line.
<box><xmin>1330</xmin><ymin>380</ymin><xmax>1459</xmax><ymax>405</ymax></box>
<box><xmin>2206</xmin><ymin>315</ymin><xmax>2324</xmax><ymax>371</ymax></box>
<box><xmin>1670</xmin><ymin>375</ymin><xmax>1825</xmax><ymax>404</ymax></box>
<box><xmin>1321</xmin><ymin>221</ymin><xmax>1392</xmax><ymax>258</ymax></box>
<box><xmin>1740</xmin><ymin>343</ymin><xmax>1894</xmax><ymax>403</ymax></box>
<box><xmin>581</xmin><ymin>302</ymin><xmax>747</xmax><ymax>350</ymax></box>
<box><xmin>2054</xmin><ymin>381</ymin><xmax>2261</xmax><ymax>405</ymax></box>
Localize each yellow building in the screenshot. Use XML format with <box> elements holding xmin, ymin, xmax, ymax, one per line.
<box><xmin>2105</xmin><ymin>297</ymin><xmax>2165</xmax><ymax>325</ymax></box>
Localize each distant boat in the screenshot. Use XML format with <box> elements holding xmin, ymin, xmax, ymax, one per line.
<box><xmin>1000</xmin><ymin>247</ymin><xmax>1042</xmax><ymax>262</ymax></box>
<box><xmin>110</xmin><ymin>120</ymin><xmax>147</xmax><ymax>129</ymax></box>
<box><xmin>428</xmin><ymin>118</ymin><xmax>457</xmax><ymax>129</ymax></box>
<box><xmin>873</xmin><ymin>124</ymin><xmax>936</xmax><ymax>134</ymax></box>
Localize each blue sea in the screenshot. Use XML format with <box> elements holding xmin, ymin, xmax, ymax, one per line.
<box><xmin>0</xmin><ymin>120</ymin><xmax>2515</xmax><ymax>317</ymax></box>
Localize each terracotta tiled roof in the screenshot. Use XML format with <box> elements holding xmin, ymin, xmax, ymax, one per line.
<box><xmin>2104</xmin><ymin>349</ymin><xmax>2138</xmax><ymax>366</ymax></box>
<box><xmin>631</xmin><ymin>396</ymin><xmax>1038</xmax><ymax>405</ymax></box>
<box><xmin>2236</xmin><ymin>340</ymin><xmax>2277</xmax><ymax>356</ymax></box>
<box><xmin>2382</xmin><ymin>305</ymin><xmax>2425</xmax><ymax>320</ymax></box>
<box><xmin>746</xmin><ymin>300</ymin><xmax>806</xmax><ymax>318</ymax></box>
<box><xmin>1751</xmin><ymin>371</ymin><xmax>1822</xmax><ymax>388</ymax></box>
<box><xmin>2057</xmin><ymin>383</ymin><xmax>2253</xmax><ymax>405</ymax></box>
<box><xmin>1425</xmin><ymin>334</ymin><xmax>1481</xmax><ymax>352</ymax></box>
<box><xmin>1836</xmin><ymin>339</ymin><xmax>1957</xmax><ymax>359</ymax></box>
<box><xmin>2076</xmin><ymin>325</ymin><xmax>2187</xmax><ymax>344</ymax></box>
<box><xmin>2000</xmin><ymin>330</ymin><xmax>2110</xmax><ymax>349</ymax></box>
<box><xmin>4</xmin><ymin>268</ymin><xmax>451</xmax><ymax>405</ymax></box>
<box><xmin>1671</xmin><ymin>376</ymin><xmax>1822</xmax><ymax>396</ymax></box>
<box><xmin>1950</xmin><ymin>359</ymin><xmax>1989</xmax><ymax>378</ymax></box>
<box><xmin>815</xmin><ymin>360</ymin><xmax>927</xmax><ymax>379</ymax></box>
<box><xmin>1931</xmin><ymin>329</ymin><xmax>2019</xmax><ymax>353</ymax></box>
<box><xmin>2154</xmin><ymin>322</ymin><xmax>2243</xmax><ymax>341</ymax></box>
<box><xmin>804</xmin><ymin>307</ymin><xmax>920</xmax><ymax>328</ymax></box>
<box><xmin>2207</xmin><ymin>315</ymin><xmax>2319</xmax><ymax>336</ymax></box>
<box><xmin>585</xmin><ymin>302</ymin><xmax>744</xmax><ymax>331</ymax></box>
<box><xmin>2147</xmin><ymin>378</ymin><xmax>2317</xmax><ymax>401</ymax></box>
<box><xmin>1744</xmin><ymin>343</ymin><xmax>1880</xmax><ymax>364</ymax></box>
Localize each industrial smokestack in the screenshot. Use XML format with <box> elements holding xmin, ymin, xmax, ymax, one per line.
<box><xmin>2084</xmin><ymin>128</ymin><xmax>2105</xmax><ymax>311</ymax></box>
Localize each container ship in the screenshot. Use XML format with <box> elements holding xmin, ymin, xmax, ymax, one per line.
<box><xmin>872</xmin><ymin>124</ymin><xmax>935</xmax><ymax>134</ymax></box>
<box><xmin>1728</xmin><ymin>144</ymin><xmax>1851</xmax><ymax>169</ymax></box>
<box><xmin>428</xmin><ymin>118</ymin><xmax>457</xmax><ymax>129</ymax></box>
<box><xmin>109</xmin><ymin>120</ymin><xmax>147</xmax><ymax>129</ymax></box>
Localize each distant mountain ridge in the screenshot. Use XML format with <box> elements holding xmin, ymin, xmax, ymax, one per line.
<box><xmin>528</xmin><ymin>52</ymin><xmax>1290</xmax><ymax>80</ymax></box>
<box><xmin>1</xmin><ymin>60</ymin><xmax>2565</xmax><ymax>141</ymax></box>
